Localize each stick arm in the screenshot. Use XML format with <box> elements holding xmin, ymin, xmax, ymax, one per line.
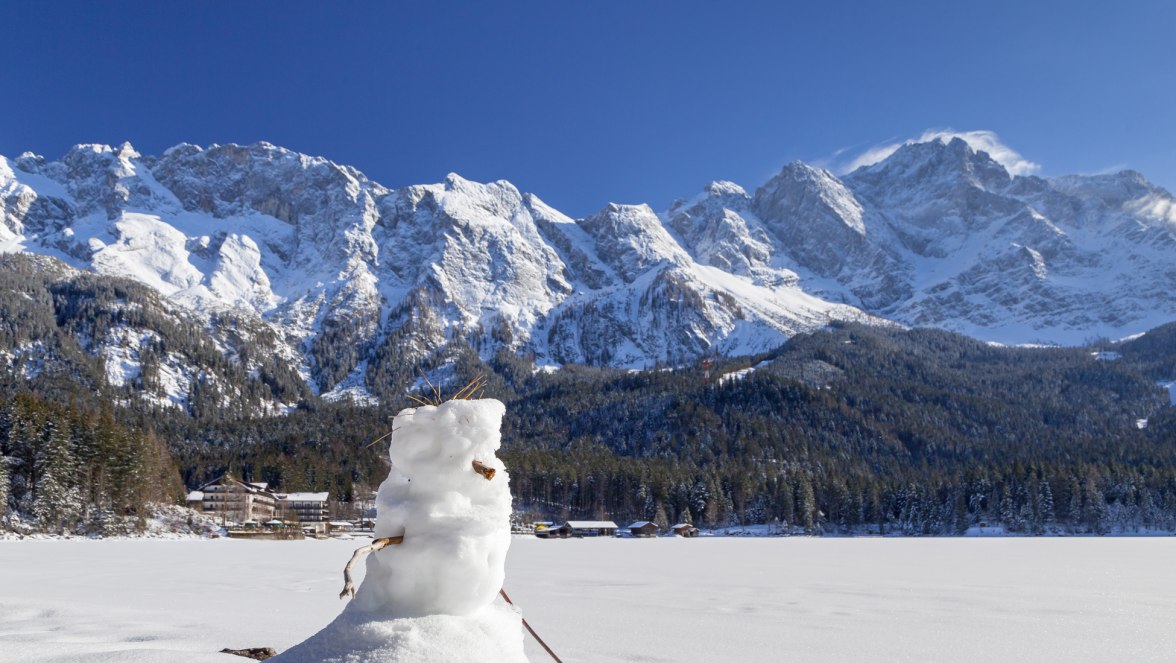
<box><xmin>339</xmin><ymin>535</ymin><xmax>404</xmax><ymax>600</ymax></box>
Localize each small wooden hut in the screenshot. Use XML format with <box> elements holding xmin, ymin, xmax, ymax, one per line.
<box><xmin>627</xmin><ymin>521</ymin><xmax>658</xmax><ymax>537</ymax></box>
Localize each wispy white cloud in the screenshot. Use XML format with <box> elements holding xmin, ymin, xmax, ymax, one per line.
<box><xmin>834</xmin><ymin>129</ymin><xmax>1041</xmax><ymax>177</ymax></box>
<box><xmin>1091</xmin><ymin>163</ymin><xmax>1130</xmax><ymax>176</ymax></box>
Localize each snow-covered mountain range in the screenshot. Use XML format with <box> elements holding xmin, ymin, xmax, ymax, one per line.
<box><xmin>2</xmin><ymin>137</ymin><xmax>1175</xmax><ymax>405</ymax></box>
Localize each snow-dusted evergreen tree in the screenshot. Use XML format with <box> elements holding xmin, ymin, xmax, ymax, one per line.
<box><xmin>1068</xmin><ymin>477</ymin><xmax>1084</xmax><ymax>532</ymax></box>
<box><xmin>105</xmin><ymin>425</ymin><xmax>146</xmax><ymax>518</ymax></box>
<box><xmin>724</xmin><ymin>491</ymin><xmax>739</xmax><ymax>527</ymax></box>
<box><xmin>653</xmin><ymin>501</ymin><xmax>670</xmax><ymax>530</ymax></box>
<box><xmin>796</xmin><ymin>477</ymin><xmax>816</xmax><ymax>532</ymax></box>
<box><xmin>0</xmin><ymin>449</ymin><xmax>10</xmax><ymax>523</ymax></box>
<box><xmin>689</xmin><ymin>479</ymin><xmax>709</xmax><ymax>524</ymax></box>
<box><xmin>9</xmin><ymin>406</ymin><xmax>37</xmax><ymax>516</ymax></box>
<box><xmin>1037</xmin><ymin>479</ymin><xmax>1055</xmax><ymax>532</ymax></box>
<box><xmin>1140</xmin><ymin>489</ymin><xmax>1160</xmax><ymax>531</ymax></box>
<box><xmin>1163</xmin><ymin>492</ymin><xmax>1176</xmax><ymax>531</ymax></box>
<box><xmin>1083</xmin><ymin>476</ymin><xmax>1111</xmax><ymax>535</ymax></box>
<box><xmin>999</xmin><ymin>486</ymin><xmax>1023</xmax><ymax>532</ymax></box>
<box><xmin>33</xmin><ymin>420</ymin><xmax>81</xmax><ymax>533</ymax></box>
<box><xmin>702</xmin><ymin>478</ymin><xmax>724</xmax><ymax>527</ymax></box>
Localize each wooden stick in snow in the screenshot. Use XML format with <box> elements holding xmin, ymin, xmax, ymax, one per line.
<box><xmin>339</xmin><ymin>535</ymin><xmax>404</xmax><ymax>600</ymax></box>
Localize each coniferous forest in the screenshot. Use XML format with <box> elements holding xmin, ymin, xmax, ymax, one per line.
<box><xmin>4</xmin><ymin>274</ymin><xmax>1176</xmax><ymax>536</ymax></box>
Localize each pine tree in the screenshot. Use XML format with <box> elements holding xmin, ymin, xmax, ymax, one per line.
<box><xmin>33</xmin><ymin>420</ymin><xmax>81</xmax><ymax>533</ymax></box>
<box><xmin>1068</xmin><ymin>477</ymin><xmax>1084</xmax><ymax>532</ymax></box>
<box><xmin>999</xmin><ymin>486</ymin><xmax>1017</xmax><ymax>531</ymax></box>
<box><xmin>1037</xmin><ymin>479</ymin><xmax>1055</xmax><ymax>533</ymax></box>
<box><xmin>1083</xmin><ymin>475</ymin><xmax>1111</xmax><ymax>535</ymax></box>
<box><xmin>796</xmin><ymin>477</ymin><xmax>816</xmax><ymax>532</ymax></box>
<box><xmin>0</xmin><ymin>450</ymin><xmax>10</xmax><ymax>524</ymax></box>
<box><xmin>689</xmin><ymin>479</ymin><xmax>709</xmax><ymax>524</ymax></box>
<box><xmin>1140</xmin><ymin>489</ymin><xmax>1159</xmax><ymax>531</ymax></box>
<box><xmin>653</xmin><ymin>501</ymin><xmax>669</xmax><ymax>530</ymax></box>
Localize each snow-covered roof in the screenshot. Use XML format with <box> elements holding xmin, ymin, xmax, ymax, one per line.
<box><xmin>566</xmin><ymin>521</ymin><xmax>619</xmax><ymax>529</ymax></box>
<box><xmin>671</xmin><ymin>523</ymin><xmax>697</xmax><ymax>529</ymax></box>
<box><xmin>249</xmin><ymin>482</ymin><xmax>269</xmax><ymax>490</ymax></box>
<box><xmin>186</xmin><ymin>491</ymin><xmax>204</xmax><ymax>501</ymax></box>
<box><xmin>627</xmin><ymin>521</ymin><xmax>655</xmax><ymax>528</ymax></box>
<box><xmin>277</xmin><ymin>492</ymin><xmax>330</xmax><ymax>502</ymax></box>
<box><xmin>329</xmin><ymin>521</ymin><xmax>354</xmax><ymax>527</ymax></box>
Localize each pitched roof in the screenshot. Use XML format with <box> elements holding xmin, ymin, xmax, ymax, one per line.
<box><xmin>197</xmin><ymin>475</ymin><xmax>275</xmax><ymax>494</ymax></box>
<box><xmin>627</xmin><ymin>521</ymin><xmax>655</xmax><ymax>528</ymax></box>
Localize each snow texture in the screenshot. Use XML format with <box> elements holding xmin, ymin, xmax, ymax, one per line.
<box><xmin>274</xmin><ymin>399</ymin><xmax>524</xmax><ymax>662</ymax></box>
<box><xmin>273</xmin><ymin>602</ymin><xmax>525</xmax><ymax>663</ymax></box>
<box><xmin>2</xmin><ymin>537</ymin><xmax>1176</xmax><ymax>662</ymax></box>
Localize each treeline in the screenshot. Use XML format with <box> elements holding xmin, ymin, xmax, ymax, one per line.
<box><xmin>0</xmin><ymin>393</ymin><xmax>185</xmax><ymax>534</ymax></box>
<box><xmin>139</xmin><ymin>324</ymin><xmax>1176</xmax><ymax>536</ymax></box>
<box><xmin>504</xmin><ymin>445</ymin><xmax>1176</xmax><ymax>535</ymax></box>
<box><xmin>494</xmin><ymin>325</ymin><xmax>1176</xmax><ymax>533</ymax></box>
<box><xmin>4</xmin><ymin>248</ymin><xmax>1176</xmax><ymax>537</ymax></box>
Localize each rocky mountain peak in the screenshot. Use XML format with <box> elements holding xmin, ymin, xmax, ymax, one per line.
<box><xmin>847</xmin><ymin>137</ymin><xmax>1013</xmax><ymax>195</ymax></box>
<box><xmin>704</xmin><ymin>180</ymin><xmax>748</xmax><ymax>198</ymax></box>
<box><xmin>579</xmin><ymin>202</ymin><xmax>691</xmax><ymax>282</ymax></box>
<box><xmin>4</xmin><ymin>137</ymin><xmax>1176</xmax><ymax>405</ymax></box>
<box><xmin>754</xmin><ymin>160</ymin><xmax>867</xmax><ymax>242</ymax></box>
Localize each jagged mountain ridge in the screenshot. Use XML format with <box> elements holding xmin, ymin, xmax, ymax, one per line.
<box><xmin>669</xmin><ymin>137</ymin><xmax>1176</xmax><ymax>340</ymax></box>
<box><xmin>2</xmin><ymin>137</ymin><xmax>1175</xmax><ymax>405</ymax></box>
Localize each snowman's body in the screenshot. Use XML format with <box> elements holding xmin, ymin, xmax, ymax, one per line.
<box><xmin>350</xmin><ymin>398</ymin><xmax>513</xmax><ymax>618</ymax></box>
<box><xmin>272</xmin><ymin>398</ymin><xmax>527</xmax><ymax>663</ymax></box>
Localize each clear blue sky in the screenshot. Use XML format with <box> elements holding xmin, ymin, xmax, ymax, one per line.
<box><xmin>2</xmin><ymin>1</ymin><xmax>1173</xmax><ymax>217</ymax></box>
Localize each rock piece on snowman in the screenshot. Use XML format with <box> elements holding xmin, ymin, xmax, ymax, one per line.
<box><xmin>346</xmin><ymin>397</ymin><xmax>513</xmax><ymax>617</ymax></box>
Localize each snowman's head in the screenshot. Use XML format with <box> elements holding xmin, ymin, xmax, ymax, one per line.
<box><xmin>387</xmin><ymin>398</ymin><xmax>506</xmax><ymax>482</ymax></box>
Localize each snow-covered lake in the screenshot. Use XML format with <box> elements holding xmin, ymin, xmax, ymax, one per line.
<box><xmin>1</xmin><ymin>536</ymin><xmax>1174</xmax><ymax>662</ymax></box>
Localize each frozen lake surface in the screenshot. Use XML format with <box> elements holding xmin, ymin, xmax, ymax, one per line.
<box><xmin>1</xmin><ymin>536</ymin><xmax>1174</xmax><ymax>662</ymax></box>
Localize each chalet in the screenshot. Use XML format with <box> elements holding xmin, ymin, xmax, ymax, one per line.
<box><xmin>565</xmin><ymin>520</ymin><xmax>619</xmax><ymax>537</ymax></box>
<box><xmin>627</xmin><ymin>521</ymin><xmax>658</xmax><ymax>537</ymax></box>
<box><xmin>198</xmin><ymin>475</ymin><xmax>277</xmax><ymax>524</ymax></box>
<box><xmin>671</xmin><ymin>523</ymin><xmax>700</xmax><ymax>537</ymax></box>
<box><xmin>275</xmin><ymin>492</ymin><xmax>330</xmax><ymax>524</ymax></box>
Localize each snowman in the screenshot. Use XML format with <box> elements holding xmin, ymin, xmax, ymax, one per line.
<box><xmin>274</xmin><ymin>398</ymin><xmax>528</xmax><ymax>662</ymax></box>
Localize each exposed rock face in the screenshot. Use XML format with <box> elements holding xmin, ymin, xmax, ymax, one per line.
<box><xmin>3</xmin><ymin>136</ymin><xmax>1175</xmax><ymax>402</ymax></box>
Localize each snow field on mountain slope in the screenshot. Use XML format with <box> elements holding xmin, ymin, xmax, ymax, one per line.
<box><xmin>0</xmin><ymin>537</ymin><xmax>1174</xmax><ymax>662</ymax></box>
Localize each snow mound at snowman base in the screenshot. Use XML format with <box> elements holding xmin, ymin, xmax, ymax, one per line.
<box><xmin>272</xmin><ymin>601</ymin><xmax>527</xmax><ymax>663</ymax></box>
